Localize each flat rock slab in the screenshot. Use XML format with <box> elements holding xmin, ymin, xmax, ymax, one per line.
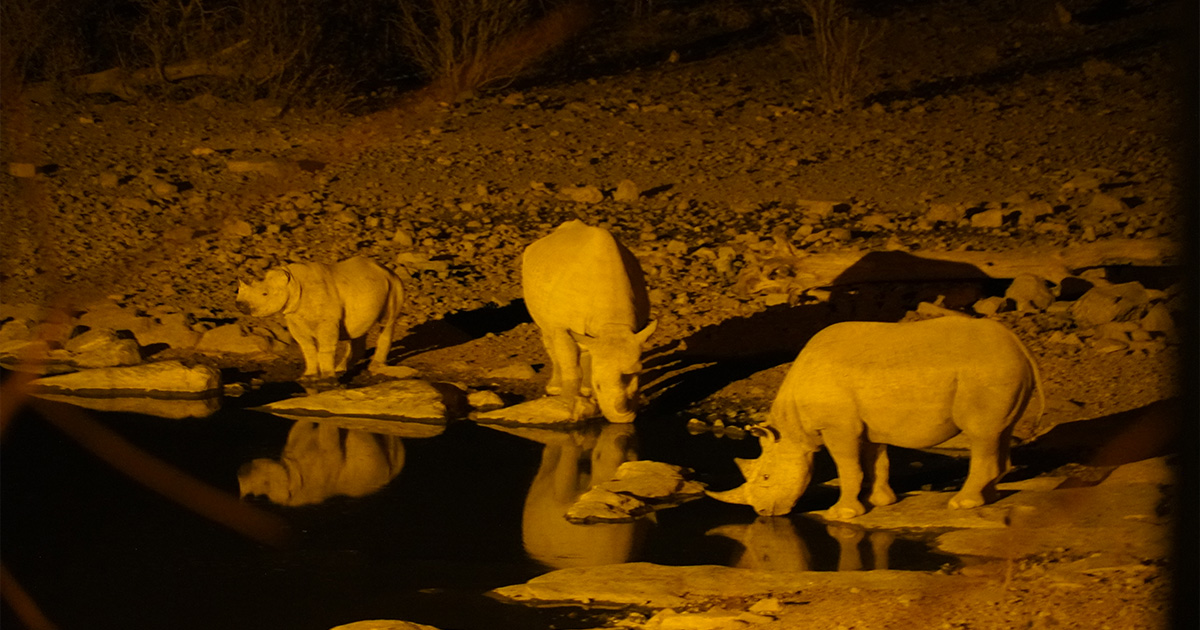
<box><xmin>330</xmin><ymin>621</ymin><xmax>441</xmax><ymax>630</ymax></box>
<box><xmin>27</xmin><ymin>361</ymin><xmax>221</xmax><ymax>397</ymax></box>
<box><xmin>809</xmin><ymin>490</ymin><xmax>1012</xmax><ymax>529</ymax></box>
<box><xmin>567</xmin><ymin>461</ymin><xmax>707</xmax><ymax>524</ymax></box>
<box><xmin>259</xmin><ymin>379</ymin><xmax>454</xmax><ymax>423</ymax></box>
<box><xmin>30</xmin><ymin>393</ymin><xmax>220</xmax><ymax>419</ymax></box>
<box><xmin>934</xmin><ymin>483</ymin><xmax>1171</xmax><ymax>564</ymax></box>
<box><xmin>260</xmin><ymin>412</ymin><xmax>446</xmax><ymax>438</ymax></box>
<box><xmin>490</xmin><ymin>562</ymin><xmax>983</xmax><ymax>610</ymax></box>
<box><xmin>471</xmin><ymin>395</ymin><xmax>599</xmax><ymax>426</ymax></box>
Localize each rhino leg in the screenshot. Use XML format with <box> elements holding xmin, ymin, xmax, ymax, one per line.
<box><xmin>824</xmin><ymin>429</ymin><xmax>867</xmax><ymax>519</ymax></box>
<box><xmin>543</xmin><ymin>329</ymin><xmax>583</xmax><ymax>398</ymax></box>
<box><xmin>950</xmin><ymin>429</ymin><xmax>1008</xmax><ymax>509</ymax></box>
<box><xmin>864</xmin><ymin>442</ymin><xmax>897</xmax><ymax>508</ymax></box>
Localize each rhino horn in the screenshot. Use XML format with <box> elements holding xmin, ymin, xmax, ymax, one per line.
<box><xmin>706</xmin><ymin>485</ymin><xmax>750</xmax><ymax>505</ymax></box>
<box><xmin>733</xmin><ymin>456</ymin><xmax>757</xmax><ymax>479</ymax></box>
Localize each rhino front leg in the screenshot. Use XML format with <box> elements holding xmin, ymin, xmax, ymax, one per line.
<box><xmin>288</xmin><ymin>320</ymin><xmax>322</xmax><ymax>378</ymax></box>
<box><xmin>950</xmin><ymin>430</ymin><xmax>1006</xmax><ymax>509</ymax></box>
<box><xmin>824</xmin><ymin>430</ymin><xmax>867</xmax><ymax>519</ymax></box>
<box><xmin>863</xmin><ymin>442</ymin><xmax>897</xmax><ymax>508</ymax></box>
<box><xmin>544</xmin><ymin>329</ymin><xmax>582</xmax><ymax>398</ymax></box>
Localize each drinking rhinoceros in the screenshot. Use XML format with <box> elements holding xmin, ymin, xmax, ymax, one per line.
<box><xmin>522</xmin><ymin>220</ymin><xmax>656</xmax><ymax>423</ymax></box>
<box><xmin>709</xmin><ymin>316</ymin><xmax>1043</xmax><ymax>518</ymax></box>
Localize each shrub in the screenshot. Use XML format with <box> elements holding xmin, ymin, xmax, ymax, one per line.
<box><xmin>395</xmin><ymin>0</ymin><xmax>589</xmax><ymax>98</ymax></box>
<box><xmin>786</xmin><ymin>0</ymin><xmax>882</xmax><ymax>111</ymax></box>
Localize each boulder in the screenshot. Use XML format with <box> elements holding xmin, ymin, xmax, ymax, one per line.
<box><xmin>259</xmin><ymin>379</ymin><xmax>457</xmax><ymax>423</ymax></box>
<box><xmin>330</xmin><ymin>621</ymin><xmax>441</xmax><ymax>630</ymax></box>
<box><xmin>1070</xmin><ymin>282</ymin><xmax>1149</xmax><ymax>327</ymax></box>
<box><xmin>28</xmin><ymin>361</ymin><xmax>222</xmax><ymax>397</ymax></box>
<box><xmin>565</xmin><ymin>461</ymin><xmax>706</xmax><ymax>524</ymax></box>
<box><xmin>195</xmin><ymin>323</ymin><xmax>285</xmax><ymax>355</ymax></box>
<box><xmin>560</xmin><ymin>185</ymin><xmax>604</xmax><ymax>204</ymax></box>
<box><xmin>1005</xmin><ymin>274</ymin><xmax>1055</xmax><ymax>311</ymax></box>
<box><xmin>472</xmin><ymin>395</ymin><xmax>599</xmax><ymax>425</ymax></box>
<box><xmin>613</xmin><ymin>179</ymin><xmax>640</xmax><ymax>202</ymax></box>
<box><xmin>65</xmin><ymin>328</ymin><xmax>143</xmax><ymax>368</ymax></box>
<box><xmin>31</xmin><ymin>393</ymin><xmax>220</xmax><ymax>419</ymax></box>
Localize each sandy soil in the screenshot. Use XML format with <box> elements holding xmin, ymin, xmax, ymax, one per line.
<box><xmin>1</xmin><ymin>1</ymin><xmax>1194</xmax><ymax>629</ymax></box>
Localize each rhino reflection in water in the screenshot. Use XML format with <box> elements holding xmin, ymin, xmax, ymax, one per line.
<box><xmin>708</xmin><ymin>517</ymin><xmax>896</xmax><ymax>571</ymax></box>
<box><xmin>520</xmin><ymin>423</ymin><xmax>648</xmax><ymax>568</ymax></box>
<box><xmin>238</xmin><ymin>421</ymin><xmax>405</xmax><ymax>506</ymax></box>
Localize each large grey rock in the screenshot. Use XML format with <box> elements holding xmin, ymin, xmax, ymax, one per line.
<box><xmin>195</xmin><ymin>323</ymin><xmax>285</xmax><ymax>355</ymax></box>
<box><xmin>31</xmin><ymin>393</ymin><xmax>220</xmax><ymax>419</ymax></box>
<box><xmin>330</xmin><ymin>620</ymin><xmax>441</xmax><ymax>630</ymax></box>
<box><xmin>1070</xmin><ymin>282</ymin><xmax>1149</xmax><ymax>326</ymax></box>
<box><xmin>28</xmin><ymin>361</ymin><xmax>222</xmax><ymax>397</ymax></box>
<box><xmin>471</xmin><ymin>395</ymin><xmax>599</xmax><ymax>425</ymax></box>
<box><xmin>490</xmin><ymin>562</ymin><xmax>980</xmax><ymax>609</ymax></box>
<box><xmin>65</xmin><ymin>328</ymin><xmax>142</xmax><ymax>368</ymax></box>
<box><xmin>1005</xmin><ymin>274</ymin><xmax>1055</xmax><ymax>311</ymax></box>
<box><xmin>260</xmin><ymin>379</ymin><xmax>455</xmax><ymax>423</ymax></box>
<box><xmin>566</xmin><ymin>461</ymin><xmax>707</xmax><ymax>523</ymax></box>
<box><xmin>934</xmin><ymin>483</ymin><xmax>1170</xmax><ymax>566</ymax></box>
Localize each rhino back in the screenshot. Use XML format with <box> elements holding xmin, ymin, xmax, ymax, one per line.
<box><xmin>522</xmin><ymin>220</ymin><xmax>648</xmax><ymax>334</ymax></box>
<box><xmin>331</xmin><ymin>257</ymin><xmax>396</xmax><ymax>336</ymax></box>
<box><xmin>777</xmin><ymin>318</ymin><xmax>1036</xmax><ymax>445</ymax></box>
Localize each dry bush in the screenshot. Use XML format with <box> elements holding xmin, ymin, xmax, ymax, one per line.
<box><xmin>786</xmin><ymin>0</ymin><xmax>882</xmax><ymax>111</ymax></box>
<box><xmin>396</xmin><ymin>0</ymin><xmax>590</xmax><ymax>98</ymax></box>
<box><xmin>0</xmin><ymin>0</ymin><xmax>90</xmax><ymax>87</ymax></box>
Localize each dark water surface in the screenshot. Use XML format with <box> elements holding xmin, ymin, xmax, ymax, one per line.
<box><xmin>1</xmin><ymin>394</ymin><xmax>956</xmax><ymax>630</ymax></box>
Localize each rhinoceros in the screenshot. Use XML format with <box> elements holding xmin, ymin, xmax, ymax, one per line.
<box><xmin>709</xmin><ymin>316</ymin><xmax>1043</xmax><ymax>518</ymax></box>
<box><xmin>522</xmin><ymin>220</ymin><xmax>656</xmax><ymax>423</ymax></box>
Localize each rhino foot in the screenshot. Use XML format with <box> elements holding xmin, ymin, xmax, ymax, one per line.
<box><xmin>948</xmin><ymin>492</ymin><xmax>985</xmax><ymax>510</ymax></box>
<box><xmin>827</xmin><ymin>500</ymin><xmax>865</xmax><ymax>520</ymax></box>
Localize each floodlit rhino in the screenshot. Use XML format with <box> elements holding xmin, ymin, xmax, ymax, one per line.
<box><xmin>238</xmin><ymin>421</ymin><xmax>405</xmax><ymax>506</ymax></box>
<box><xmin>709</xmin><ymin>317</ymin><xmax>1043</xmax><ymax>518</ymax></box>
<box><xmin>522</xmin><ymin>220</ymin><xmax>656</xmax><ymax>423</ymax></box>
<box><xmin>236</xmin><ymin>256</ymin><xmax>403</xmax><ymax>379</ymax></box>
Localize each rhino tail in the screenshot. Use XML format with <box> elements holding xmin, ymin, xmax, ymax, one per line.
<box><xmin>1002</xmin><ymin>324</ymin><xmax>1046</xmax><ymax>427</ymax></box>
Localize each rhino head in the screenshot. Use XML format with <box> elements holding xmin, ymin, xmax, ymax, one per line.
<box><xmin>236</xmin><ymin>268</ymin><xmax>293</xmax><ymax>316</ymax></box>
<box><xmin>571</xmin><ymin>320</ymin><xmax>657</xmax><ymax>423</ymax></box>
<box><xmin>707</xmin><ymin>425</ymin><xmax>814</xmax><ymax>516</ymax></box>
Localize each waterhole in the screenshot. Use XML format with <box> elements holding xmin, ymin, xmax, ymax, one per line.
<box><xmin>2</xmin><ymin>396</ymin><xmax>959</xmax><ymax>630</ymax></box>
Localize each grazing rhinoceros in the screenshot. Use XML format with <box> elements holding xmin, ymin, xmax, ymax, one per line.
<box><xmin>522</xmin><ymin>220</ymin><xmax>656</xmax><ymax>423</ymax></box>
<box><xmin>709</xmin><ymin>316</ymin><xmax>1043</xmax><ymax>518</ymax></box>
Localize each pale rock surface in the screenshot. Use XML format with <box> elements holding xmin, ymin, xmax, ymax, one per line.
<box><xmin>330</xmin><ymin>620</ymin><xmax>441</xmax><ymax>630</ymax></box>
<box><xmin>613</xmin><ymin>179</ymin><xmax>640</xmax><ymax>202</ymax></box>
<box><xmin>64</xmin><ymin>328</ymin><xmax>143</xmax><ymax>368</ymax></box>
<box><xmin>1005</xmin><ymin>274</ymin><xmax>1055</xmax><ymax>311</ymax></box>
<box><xmin>466</xmin><ymin>389</ymin><xmax>505</xmax><ymax>410</ymax></box>
<box><xmin>28</xmin><ymin>360</ymin><xmax>221</xmax><ymax>396</ymax></box>
<box><xmin>31</xmin><ymin>393</ymin><xmax>220</xmax><ymax>419</ymax></box>
<box><xmin>195</xmin><ymin>323</ymin><xmax>286</xmax><ymax>355</ymax></box>
<box><xmin>490</xmin><ymin>562</ymin><xmax>979</xmax><ymax>609</ymax></box>
<box><xmin>566</xmin><ymin>462</ymin><xmax>707</xmax><ymax>523</ymax></box>
<box><xmin>560</xmin><ymin>184</ymin><xmax>604</xmax><ymax>204</ymax></box>
<box><xmin>260</xmin><ymin>379</ymin><xmax>454</xmax><ymax>422</ymax></box>
<box><xmin>472</xmin><ymin>395</ymin><xmax>599</xmax><ymax>425</ymax></box>
<box><xmin>1070</xmin><ymin>282</ymin><xmax>1149</xmax><ymax>326</ymax></box>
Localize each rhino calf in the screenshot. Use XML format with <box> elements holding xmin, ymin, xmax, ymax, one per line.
<box><xmin>522</xmin><ymin>220</ymin><xmax>656</xmax><ymax>423</ymax></box>
<box><xmin>236</xmin><ymin>256</ymin><xmax>404</xmax><ymax>380</ymax></box>
<box><xmin>710</xmin><ymin>317</ymin><xmax>1042</xmax><ymax>518</ymax></box>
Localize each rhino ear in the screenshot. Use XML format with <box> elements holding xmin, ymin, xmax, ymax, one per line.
<box><xmin>568</xmin><ymin>329</ymin><xmax>596</xmax><ymax>348</ymax></box>
<box><xmin>748</xmin><ymin>423</ymin><xmax>781</xmax><ymax>444</ymax></box>
<box><xmin>634</xmin><ymin>320</ymin><xmax>657</xmax><ymax>346</ymax></box>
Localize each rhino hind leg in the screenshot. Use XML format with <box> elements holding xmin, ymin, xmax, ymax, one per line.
<box><xmin>950</xmin><ymin>430</ymin><xmax>1007</xmax><ymax>509</ymax></box>
<box><xmin>864</xmin><ymin>442</ymin><xmax>897</xmax><ymax>508</ymax></box>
